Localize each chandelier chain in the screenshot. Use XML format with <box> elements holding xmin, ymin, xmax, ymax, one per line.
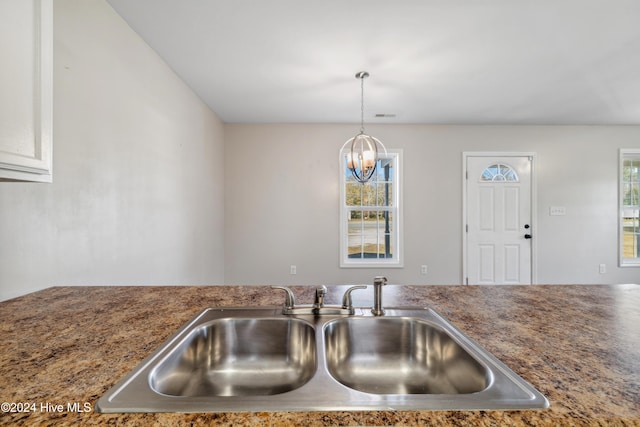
<box><xmin>360</xmin><ymin>76</ymin><xmax>365</xmax><ymax>133</ymax></box>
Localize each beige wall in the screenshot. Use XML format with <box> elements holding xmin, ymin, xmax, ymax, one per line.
<box><xmin>2</xmin><ymin>1</ymin><xmax>639</xmax><ymax>301</ymax></box>
<box><xmin>0</xmin><ymin>0</ymin><xmax>225</xmax><ymax>300</ymax></box>
<box><xmin>224</xmin><ymin>124</ymin><xmax>640</xmax><ymax>286</ymax></box>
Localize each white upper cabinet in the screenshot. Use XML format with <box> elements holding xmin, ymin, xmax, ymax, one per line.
<box><xmin>0</xmin><ymin>0</ymin><xmax>53</xmax><ymax>182</ymax></box>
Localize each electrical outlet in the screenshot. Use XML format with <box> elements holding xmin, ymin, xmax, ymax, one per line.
<box><xmin>290</xmin><ymin>265</ymin><xmax>297</xmax><ymax>275</ymax></box>
<box><xmin>421</xmin><ymin>265</ymin><xmax>428</xmax><ymax>275</ymax></box>
<box><xmin>549</xmin><ymin>206</ymin><xmax>566</xmax><ymax>216</ymax></box>
<box><xmin>599</xmin><ymin>264</ymin><xmax>606</xmax><ymax>274</ymax></box>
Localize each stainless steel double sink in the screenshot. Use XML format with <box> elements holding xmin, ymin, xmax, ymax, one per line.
<box><xmin>96</xmin><ymin>307</ymin><xmax>548</xmax><ymax>412</ymax></box>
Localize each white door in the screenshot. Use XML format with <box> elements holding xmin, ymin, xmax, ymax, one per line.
<box><xmin>465</xmin><ymin>155</ymin><xmax>533</xmax><ymax>284</ymax></box>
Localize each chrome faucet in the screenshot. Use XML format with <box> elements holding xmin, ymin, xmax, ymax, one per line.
<box><xmin>271</xmin><ymin>286</ymin><xmax>295</xmax><ymax>311</ymax></box>
<box><xmin>271</xmin><ymin>285</ymin><xmax>367</xmax><ymax>315</ymax></box>
<box><xmin>342</xmin><ymin>285</ymin><xmax>367</xmax><ymax>314</ymax></box>
<box><xmin>313</xmin><ymin>286</ymin><xmax>327</xmax><ymax>314</ymax></box>
<box><xmin>371</xmin><ymin>276</ymin><xmax>387</xmax><ymax>316</ymax></box>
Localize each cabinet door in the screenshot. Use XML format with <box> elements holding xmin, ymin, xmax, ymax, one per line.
<box><xmin>0</xmin><ymin>0</ymin><xmax>53</xmax><ymax>182</ymax></box>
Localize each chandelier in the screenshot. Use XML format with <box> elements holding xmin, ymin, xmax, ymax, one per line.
<box><xmin>340</xmin><ymin>71</ymin><xmax>387</xmax><ymax>183</ymax></box>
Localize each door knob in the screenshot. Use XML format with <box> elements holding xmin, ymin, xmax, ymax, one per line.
<box><xmin>524</xmin><ymin>234</ymin><xmax>532</xmax><ymax>239</ymax></box>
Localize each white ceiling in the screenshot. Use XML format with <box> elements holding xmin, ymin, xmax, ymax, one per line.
<box><xmin>106</xmin><ymin>0</ymin><xmax>640</xmax><ymax>125</ymax></box>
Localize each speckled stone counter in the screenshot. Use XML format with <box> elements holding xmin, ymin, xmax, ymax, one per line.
<box><xmin>1</xmin><ymin>284</ymin><xmax>639</xmax><ymax>426</ymax></box>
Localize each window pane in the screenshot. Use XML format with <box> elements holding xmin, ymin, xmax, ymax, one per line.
<box><xmin>376</xmin><ymin>158</ymin><xmax>394</xmax><ymax>181</ymax></box>
<box><xmin>623</xmin><ymin>212</ymin><xmax>639</xmax><ymax>258</ymax></box>
<box><xmin>376</xmin><ymin>183</ymin><xmax>393</xmax><ymax>206</ymax></box>
<box><xmin>347</xmin><ymin>211</ymin><xmax>363</xmax><ymax>257</ymax></box>
<box><xmin>623</xmin><ymin>183</ymin><xmax>632</xmax><ymax>206</ymax></box>
<box><xmin>624</xmin><ymin>159</ymin><xmax>639</xmax><ymax>181</ymax></box>
<box><xmin>345</xmin><ymin>183</ymin><xmax>361</xmax><ymax>206</ymax></box>
<box><xmin>347</xmin><ymin>181</ymin><xmax>393</xmax><ymax>207</ymax></box>
<box><xmin>480</xmin><ymin>163</ymin><xmax>519</xmax><ymax>182</ymax></box>
<box><xmin>631</xmin><ymin>183</ymin><xmax>639</xmax><ymax>206</ymax></box>
<box><xmin>620</xmin><ymin>151</ymin><xmax>640</xmax><ymax>265</ymax></box>
<box><xmin>347</xmin><ymin>209</ymin><xmax>395</xmax><ymax>258</ymax></box>
<box><xmin>361</xmin><ymin>182</ymin><xmax>377</xmax><ymax>207</ymax></box>
<box><xmin>378</xmin><ymin>212</ymin><xmax>393</xmax><ymax>258</ymax></box>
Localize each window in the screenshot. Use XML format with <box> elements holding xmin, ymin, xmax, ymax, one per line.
<box><xmin>340</xmin><ymin>150</ymin><xmax>402</xmax><ymax>267</ymax></box>
<box><xmin>480</xmin><ymin>163</ymin><xmax>519</xmax><ymax>182</ymax></box>
<box><xmin>620</xmin><ymin>149</ymin><xmax>640</xmax><ymax>266</ymax></box>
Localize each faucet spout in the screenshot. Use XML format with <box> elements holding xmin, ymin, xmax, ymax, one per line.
<box><xmin>371</xmin><ymin>276</ymin><xmax>387</xmax><ymax>316</ymax></box>
<box><xmin>313</xmin><ymin>285</ymin><xmax>328</xmax><ymax>312</ymax></box>
<box><xmin>341</xmin><ymin>285</ymin><xmax>367</xmax><ymax>314</ymax></box>
<box><xmin>271</xmin><ymin>286</ymin><xmax>296</xmax><ymax>311</ymax></box>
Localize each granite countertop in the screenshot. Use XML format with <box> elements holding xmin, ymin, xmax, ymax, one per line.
<box><xmin>0</xmin><ymin>284</ymin><xmax>639</xmax><ymax>426</ymax></box>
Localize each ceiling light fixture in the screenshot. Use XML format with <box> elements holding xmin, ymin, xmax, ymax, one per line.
<box><xmin>340</xmin><ymin>71</ymin><xmax>387</xmax><ymax>184</ymax></box>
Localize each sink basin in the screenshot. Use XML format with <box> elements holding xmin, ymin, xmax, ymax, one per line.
<box><xmin>96</xmin><ymin>307</ymin><xmax>549</xmax><ymax>413</ymax></box>
<box><xmin>324</xmin><ymin>317</ymin><xmax>489</xmax><ymax>394</ymax></box>
<box><xmin>150</xmin><ymin>318</ymin><xmax>316</xmax><ymax>397</ymax></box>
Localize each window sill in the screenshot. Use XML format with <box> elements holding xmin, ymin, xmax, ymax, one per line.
<box><xmin>340</xmin><ymin>261</ymin><xmax>404</xmax><ymax>269</ymax></box>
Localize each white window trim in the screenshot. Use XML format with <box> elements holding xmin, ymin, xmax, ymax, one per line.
<box><xmin>340</xmin><ymin>149</ymin><xmax>403</xmax><ymax>268</ymax></box>
<box><xmin>619</xmin><ymin>149</ymin><xmax>640</xmax><ymax>267</ymax></box>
